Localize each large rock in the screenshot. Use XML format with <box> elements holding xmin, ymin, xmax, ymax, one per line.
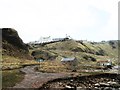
<box><xmin>2</xmin><ymin>28</ymin><xmax>32</xmax><ymax>59</ymax></box>
<box><xmin>2</xmin><ymin>28</ymin><xmax>28</xmax><ymax>51</ymax></box>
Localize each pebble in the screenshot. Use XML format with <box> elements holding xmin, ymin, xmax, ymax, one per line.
<box><xmin>65</xmin><ymin>85</ymin><xmax>73</xmax><ymax>88</ymax></box>
<box><xmin>41</xmin><ymin>74</ymin><xmax>120</xmax><ymax>90</ymax></box>
<box><xmin>94</xmin><ymin>83</ymin><xmax>100</xmax><ymax>86</ymax></box>
<box><xmin>99</xmin><ymin>82</ymin><xmax>110</xmax><ymax>86</ymax></box>
<box><xmin>77</xmin><ymin>87</ymin><xmax>83</xmax><ymax>90</ymax></box>
<box><xmin>107</xmin><ymin>81</ymin><xmax>117</xmax><ymax>85</ymax></box>
<box><xmin>70</xmin><ymin>79</ymin><xmax>73</xmax><ymax>82</ymax></box>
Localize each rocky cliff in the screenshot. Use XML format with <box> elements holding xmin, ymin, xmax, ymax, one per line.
<box><xmin>2</xmin><ymin>28</ymin><xmax>32</xmax><ymax>59</ymax></box>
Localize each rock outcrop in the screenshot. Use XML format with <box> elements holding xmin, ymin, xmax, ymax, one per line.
<box><xmin>2</xmin><ymin>28</ymin><xmax>32</xmax><ymax>59</ymax></box>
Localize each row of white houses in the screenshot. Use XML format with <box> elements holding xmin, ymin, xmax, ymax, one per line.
<box><xmin>29</xmin><ymin>35</ymin><xmax>71</xmax><ymax>44</ymax></box>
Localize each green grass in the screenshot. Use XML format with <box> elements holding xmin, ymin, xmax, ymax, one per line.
<box><xmin>78</xmin><ymin>71</ymin><xmax>106</xmax><ymax>76</ymax></box>
<box><xmin>2</xmin><ymin>69</ymin><xmax>24</xmax><ymax>88</ymax></box>
<box><xmin>2</xmin><ymin>55</ymin><xmax>40</xmax><ymax>70</ymax></box>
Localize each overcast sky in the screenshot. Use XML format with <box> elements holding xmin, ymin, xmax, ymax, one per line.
<box><xmin>0</xmin><ymin>0</ymin><xmax>119</xmax><ymax>43</ymax></box>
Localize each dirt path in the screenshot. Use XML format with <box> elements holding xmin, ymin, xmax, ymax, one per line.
<box><xmin>13</xmin><ymin>65</ymin><xmax>69</xmax><ymax>88</ymax></box>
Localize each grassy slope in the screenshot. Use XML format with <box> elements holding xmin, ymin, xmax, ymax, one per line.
<box><xmin>94</xmin><ymin>43</ymin><xmax>118</xmax><ymax>64</ymax></box>
<box><xmin>34</xmin><ymin>40</ymin><xmax>118</xmax><ymax>62</ymax></box>
<box><xmin>2</xmin><ymin>69</ymin><xmax>24</xmax><ymax>88</ymax></box>
<box><xmin>45</xmin><ymin>40</ymin><xmax>86</xmax><ymax>51</ymax></box>
<box><xmin>2</xmin><ymin>55</ymin><xmax>39</xmax><ymax>70</ymax></box>
<box><xmin>31</xmin><ymin>40</ymin><xmax>118</xmax><ymax>73</ymax></box>
<box><xmin>95</xmin><ymin>43</ymin><xmax>118</xmax><ymax>57</ymax></box>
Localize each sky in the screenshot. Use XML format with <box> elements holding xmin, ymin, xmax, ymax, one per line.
<box><xmin>0</xmin><ymin>0</ymin><xmax>119</xmax><ymax>43</ymax></box>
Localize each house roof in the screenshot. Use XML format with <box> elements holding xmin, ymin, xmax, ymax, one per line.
<box><xmin>97</xmin><ymin>60</ymin><xmax>109</xmax><ymax>63</ymax></box>
<box><xmin>61</xmin><ymin>57</ymin><xmax>75</xmax><ymax>62</ymax></box>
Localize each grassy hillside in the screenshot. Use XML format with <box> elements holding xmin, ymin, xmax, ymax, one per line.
<box><xmin>2</xmin><ymin>69</ymin><xmax>24</xmax><ymax>88</ymax></box>
<box><xmin>31</xmin><ymin>39</ymin><xmax>118</xmax><ymax>61</ymax></box>
<box><xmin>30</xmin><ymin>39</ymin><xmax>118</xmax><ymax>73</ymax></box>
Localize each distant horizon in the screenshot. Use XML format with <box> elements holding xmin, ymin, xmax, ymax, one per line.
<box><xmin>18</xmin><ymin>33</ymin><xmax>117</xmax><ymax>43</ymax></box>
<box><xmin>0</xmin><ymin>0</ymin><xmax>118</xmax><ymax>43</ymax></box>
<box><xmin>15</xmin><ymin>29</ymin><xmax>118</xmax><ymax>43</ymax></box>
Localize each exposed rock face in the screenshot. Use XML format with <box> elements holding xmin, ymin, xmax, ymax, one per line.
<box><xmin>2</xmin><ymin>28</ymin><xmax>32</xmax><ymax>59</ymax></box>
<box><xmin>2</xmin><ymin>28</ymin><xmax>28</xmax><ymax>51</ymax></box>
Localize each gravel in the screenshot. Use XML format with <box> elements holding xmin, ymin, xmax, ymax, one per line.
<box><xmin>40</xmin><ymin>73</ymin><xmax>120</xmax><ymax>90</ymax></box>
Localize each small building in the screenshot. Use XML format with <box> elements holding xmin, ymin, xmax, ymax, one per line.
<box><xmin>61</xmin><ymin>57</ymin><xmax>77</xmax><ymax>72</ymax></box>
<box><xmin>97</xmin><ymin>60</ymin><xmax>112</xmax><ymax>69</ymax></box>
<box><xmin>61</xmin><ymin>57</ymin><xmax>76</xmax><ymax>62</ymax></box>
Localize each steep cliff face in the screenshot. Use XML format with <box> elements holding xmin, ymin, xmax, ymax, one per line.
<box><xmin>2</xmin><ymin>28</ymin><xmax>32</xmax><ymax>59</ymax></box>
